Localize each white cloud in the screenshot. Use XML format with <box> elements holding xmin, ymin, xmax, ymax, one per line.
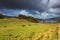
<box><xmin>41</xmin><ymin>12</ymin><xmax>49</xmax><ymax>16</ymax></box>
<box><xmin>19</xmin><ymin>10</ymin><xmax>34</xmax><ymax>16</ymax></box>
<box><xmin>35</xmin><ymin>11</ymin><xmax>40</xmax><ymax>14</ymax></box>
<box><xmin>40</xmin><ymin>12</ymin><xmax>50</xmax><ymax>19</ymax></box>
<box><xmin>48</xmin><ymin>8</ymin><xmax>60</xmax><ymax>13</ymax></box>
<box><xmin>39</xmin><ymin>11</ymin><xmax>58</xmax><ymax>19</ymax></box>
<box><xmin>19</xmin><ymin>10</ymin><xmax>28</xmax><ymax>15</ymax></box>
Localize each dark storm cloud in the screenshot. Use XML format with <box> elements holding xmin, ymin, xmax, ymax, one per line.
<box><xmin>0</xmin><ymin>0</ymin><xmax>22</xmax><ymax>8</ymax></box>
<box><xmin>0</xmin><ymin>0</ymin><xmax>46</xmax><ymax>11</ymax></box>
<box><xmin>0</xmin><ymin>0</ymin><xmax>60</xmax><ymax>10</ymax></box>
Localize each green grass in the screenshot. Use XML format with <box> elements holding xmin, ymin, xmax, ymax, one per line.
<box><xmin>0</xmin><ymin>18</ymin><xmax>58</xmax><ymax>40</ymax></box>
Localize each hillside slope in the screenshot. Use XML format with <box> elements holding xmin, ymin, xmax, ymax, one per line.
<box><xmin>0</xmin><ymin>18</ymin><xmax>58</xmax><ymax>40</ymax></box>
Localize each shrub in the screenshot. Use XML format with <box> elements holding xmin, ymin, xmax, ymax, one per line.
<box><xmin>0</xmin><ymin>13</ymin><xmax>4</xmax><ymax>19</ymax></box>
<box><xmin>18</xmin><ymin>14</ymin><xmax>27</xmax><ymax>19</ymax></box>
<box><xmin>22</xmin><ymin>25</ymin><xmax>25</xmax><ymax>27</ymax></box>
<box><xmin>18</xmin><ymin>14</ymin><xmax>38</xmax><ymax>23</ymax></box>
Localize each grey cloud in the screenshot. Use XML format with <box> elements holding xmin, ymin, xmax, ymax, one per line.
<box><xmin>0</xmin><ymin>0</ymin><xmax>51</xmax><ymax>11</ymax></box>
<box><xmin>48</xmin><ymin>8</ymin><xmax>60</xmax><ymax>13</ymax></box>
<box><xmin>0</xmin><ymin>0</ymin><xmax>60</xmax><ymax>10</ymax></box>
<box><xmin>0</xmin><ymin>0</ymin><xmax>43</xmax><ymax>11</ymax></box>
<box><xmin>49</xmin><ymin>0</ymin><xmax>60</xmax><ymax>8</ymax></box>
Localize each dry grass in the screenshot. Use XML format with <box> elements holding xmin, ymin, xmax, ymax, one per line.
<box><xmin>0</xmin><ymin>18</ymin><xmax>58</xmax><ymax>40</ymax></box>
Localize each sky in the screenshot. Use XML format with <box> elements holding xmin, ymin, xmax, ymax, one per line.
<box><xmin>0</xmin><ymin>0</ymin><xmax>60</xmax><ymax>19</ymax></box>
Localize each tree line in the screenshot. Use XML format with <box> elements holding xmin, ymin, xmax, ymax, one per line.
<box><xmin>0</xmin><ymin>13</ymin><xmax>38</xmax><ymax>23</ymax></box>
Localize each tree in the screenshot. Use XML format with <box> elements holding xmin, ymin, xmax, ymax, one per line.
<box><xmin>0</xmin><ymin>13</ymin><xmax>4</xmax><ymax>19</ymax></box>
<box><xmin>18</xmin><ymin>14</ymin><xmax>27</xmax><ymax>19</ymax></box>
<box><xmin>18</xmin><ymin>14</ymin><xmax>38</xmax><ymax>23</ymax></box>
<box><xmin>26</xmin><ymin>16</ymin><xmax>38</xmax><ymax>23</ymax></box>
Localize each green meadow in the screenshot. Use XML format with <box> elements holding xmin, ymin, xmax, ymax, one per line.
<box><xmin>0</xmin><ymin>18</ymin><xmax>58</xmax><ymax>40</ymax></box>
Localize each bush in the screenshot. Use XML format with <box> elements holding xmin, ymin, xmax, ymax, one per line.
<box><xmin>18</xmin><ymin>14</ymin><xmax>38</xmax><ymax>23</ymax></box>
<box><xmin>27</xmin><ymin>16</ymin><xmax>38</xmax><ymax>23</ymax></box>
<box><xmin>18</xmin><ymin>14</ymin><xmax>27</xmax><ymax>19</ymax></box>
<box><xmin>0</xmin><ymin>13</ymin><xmax>4</xmax><ymax>19</ymax></box>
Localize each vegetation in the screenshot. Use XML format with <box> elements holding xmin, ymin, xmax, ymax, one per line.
<box><xmin>0</xmin><ymin>13</ymin><xmax>4</xmax><ymax>19</ymax></box>
<box><xmin>18</xmin><ymin>14</ymin><xmax>38</xmax><ymax>23</ymax></box>
<box><xmin>18</xmin><ymin>14</ymin><xmax>27</xmax><ymax>19</ymax></box>
<box><xmin>0</xmin><ymin>18</ymin><xmax>58</xmax><ymax>40</ymax></box>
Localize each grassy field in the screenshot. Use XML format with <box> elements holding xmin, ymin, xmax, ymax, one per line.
<box><xmin>0</xmin><ymin>18</ymin><xmax>58</xmax><ymax>40</ymax></box>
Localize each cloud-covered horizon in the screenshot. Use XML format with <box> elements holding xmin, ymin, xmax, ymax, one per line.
<box><xmin>0</xmin><ymin>0</ymin><xmax>60</xmax><ymax>19</ymax></box>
